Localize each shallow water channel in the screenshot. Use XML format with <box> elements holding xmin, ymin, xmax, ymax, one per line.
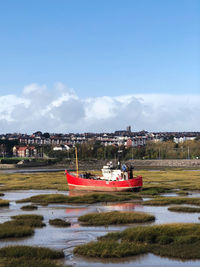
<box><xmin>1</xmin><ymin>190</ymin><xmax>200</xmax><ymax>267</ymax></box>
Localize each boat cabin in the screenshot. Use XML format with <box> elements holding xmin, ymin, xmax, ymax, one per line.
<box><xmin>101</xmin><ymin>162</ymin><xmax>133</xmax><ymax>181</ymax></box>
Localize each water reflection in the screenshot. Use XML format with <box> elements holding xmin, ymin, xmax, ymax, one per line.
<box><xmin>103</xmin><ymin>202</ymin><xmax>136</xmax><ymax>211</ymax></box>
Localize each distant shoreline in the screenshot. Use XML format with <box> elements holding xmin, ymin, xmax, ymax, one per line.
<box><xmin>1</xmin><ymin>159</ymin><xmax>200</xmax><ymax>172</ymax></box>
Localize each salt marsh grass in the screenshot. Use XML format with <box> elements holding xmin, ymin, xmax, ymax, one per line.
<box><xmin>0</xmin><ymin>199</ymin><xmax>9</xmax><ymax>207</ymax></box>
<box><xmin>0</xmin><ymin>214</ymin><xmax>45</xmax><ymax>239</ymax></box>
<box><xmin>144</xmin><ymin>197</ymin><xmax>200</xmax><ymax>206</ymax></box>
<box><xmin>17</xmin><ymin>192</ymin><xmax>141</xmax><ymax>205</ymax></box>
<box><xmin>21</xmin><ymin>205</ymin><xmax>38</xmax><ymax>211</ymax></box>
<box><xmin>75</xmin><ymin>223</ymin><xmax>200</xmax><ymax>259</ymax></box>
<box><xmin>49</xmin><ymin>218</ymin><xmax>70</xmax><ymax>227</ymax></box>
<box><xmin>168</xmin><ymin>206</ymin><xmax>200</xmax><ymax>213</ymax></box>
<box><xmin>0</xmin><ymin>171</ymin><xmax>67</xmax><ymax>191</ymax></box>
<box><xmin>135</xmin><ymin>169</ymin><xmax>200</xmax><ymax>190</ymax></box>
<box><xmin>0</xmin><ymin>246</ymin><xmax>65</xmax><ymax>267</ymax></box>
<box><xmin>78</xmin><ymin>211</ymin><xmax>155</xmax><ymax>226</ymax></box>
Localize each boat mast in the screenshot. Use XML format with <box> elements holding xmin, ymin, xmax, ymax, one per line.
<box><xmin>75</xmin><ymin>147</ymin><xmax>79</xmax><ymax>177</ymax></box>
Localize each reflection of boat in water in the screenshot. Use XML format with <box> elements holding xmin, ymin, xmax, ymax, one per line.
<box><xmin>65</xmin><ymin>149</ymin><xmax>142</xmax><ymax>192</ymax></box>
<box><xmin>65</xmin><ymin>207</ymin><xmax>87</xmax><ymax>215</ymax></box>
<box><xmin>105</xmin><ymin>202</ymin><xmax>136</xmax><ymax>211</ymax></box>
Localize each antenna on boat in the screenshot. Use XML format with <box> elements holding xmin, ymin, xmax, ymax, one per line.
<box><xmin>117</xmin><ymin>150</ymin><xmax>123</xmax><ymax>169</ymax></box>
<box><xmin>75</xmin><ymin>147</ymin><xmax>79</xmax><ymax>177</ymax></box>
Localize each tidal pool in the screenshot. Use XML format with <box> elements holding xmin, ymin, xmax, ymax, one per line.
<box><xmin>1</xmin><ymin>190</ymin><xmax>200</xmax><ymax>267</ymax></box>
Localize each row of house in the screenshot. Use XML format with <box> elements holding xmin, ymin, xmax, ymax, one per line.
<box><xmin>1</xmin><ymin>131</ymin><xmax>200</xmax><ymax>153</ymax></box>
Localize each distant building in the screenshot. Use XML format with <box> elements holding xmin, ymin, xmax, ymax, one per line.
<box><xmin>13</xmin><ymin>146</ymin><xmax>37</xmax><ymax>158</ymax></box>
<box><xmin>53</xmin><ymin>144</ymin><xmax>71</xmax><ymax>151</ymax></box>
<box><xmin>174</xmin><ymin>136</ymin><xmax>196</xmax><ymax>144</ymax></box>
<box><xmin>126</xmin><ymin>138</ymin><xmax>133</xmax><ymax>147</ymax></box>
<box><xmin>126</xmin><ymin>125</ymin><xmax>131</xmax><ymax>132</ymax></box>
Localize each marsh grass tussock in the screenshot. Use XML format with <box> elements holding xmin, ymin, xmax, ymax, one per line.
<box><xmin>0</xmin><ymin>214</ymin><xmax>45</xmax><ymax>239</ymax></box>
<box><xmin>143</xmin><ymin>197</ymin><xmax>200</xmax><ymax>206</ymax></box>
<box><xmin>0</xmin><ymin>199</ymin><xmax>9</xmax><ymax>207</ymax></box>
<box><xmin>75</xmin><ymin>223</ymin><xmax>200</xmax><ymax>259</ymax></box>
<box><xmin>177</xmin><ymin>190</ymin><xmax>189</xmax><ymax>195</ymax></box>
<box><xmin>49</xmin><ymin>218</ymin><xmax>70</xmax><ymax>227</ymax></box>
<box><xmin>0</xmin><ymin>245</ymin><xmax>65</xmax><ymax>267</ymax></box>
<box><xmin>139</xmin><ymin>187</ymin><xmax>172</xmax><ymax>196</ymax></box>
<box><xmin>21</xmin><ymin>205</ymin><xmax>38</xmax><ymax>211</ymax></box>
<box><xmin>74</xmin><ymin>240</ymin><xmax>148</xmax><ymax>258</ymax></box>
<box><xmin>78</xmin><ymin>211</ymin><xmax>155</xmax><ymax>226</ymax></box>
<box><xmin>17</xmin><ymin>192</ymin><xmax>141</xmax><ymax>205</ymax></box>
<box><xmin>0</xmin><ymin>223</ymin><xmax>33</xmax><ymax>239</ymax></box>
<box><xmin>168</xmin><ymin>206</ymin><xmax>200</xmax><ymax>213</ymax></box>
<box><xmin>11</xmin><ymin>214</ymin><xmax>45</xmax><ymax>227</ymax></box>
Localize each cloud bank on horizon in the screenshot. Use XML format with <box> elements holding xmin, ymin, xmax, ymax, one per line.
<box><xmin>0</xmin><ymin>83</ymin><xmax>199</xmax><ymax>134</ymax></box>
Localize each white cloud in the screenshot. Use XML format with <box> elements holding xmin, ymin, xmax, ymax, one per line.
<box><xmin>23</xmin><ymin>83</ymin><xmax>47</xmax><ymax>95</ymax></box>
<box><xmin>0</xmin><ymin>83</ymin><xmax>200</xmax><ymax>133</ymax></box>
<box><xmin>0</xmin><ymin>95</ymin><xmax>28</xmax><ymax>121</ymax></box>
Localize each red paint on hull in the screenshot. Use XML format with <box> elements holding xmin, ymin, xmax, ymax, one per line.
<box><xmin>65</xmin><ymin>171</ymin><xmax>143</xmax><ymax>192</ymax></box>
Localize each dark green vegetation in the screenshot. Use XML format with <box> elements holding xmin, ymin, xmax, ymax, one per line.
<box><xmin>0</xmin><ymin>246</ymin><xmax>65</xmax><ymax>267</ymax></box>
<box><xmin>74</xmin><ymin>223</ymin><xmax>200</xmax><ymax>259</ymax></box>
<box><xmin>78</xmin><ymin>211</ymin><xmax>155</xmax><ymax>226</ymax></box>
<box><xmin>46</xmin><ymin>139</ymin><xmax>200</xmax><ymax>160</ymax></box>
<box><xmin>143</xmin><ymin>197</ymin><xmax>200</xmax><ymax>206</ymax></box>
<box><xmin>11</xmin><ymin>214</ymin><xmax>45</xmax><ymax>227</ymax></box>
<box><xmin>0</xmin><ymin>199</ymin><xmax>9</xmax><ymax>207</ymax></box>
<box><xmin>177</xmin><ymin>190</ymin><xmax>189</xmax><ymax>195</ymax></box>
<box><xmin>21</xmin><ymin>205</ymin><xmax>38</xmax><ymax>211</ymax></box>
<box><xmin>1</xmin><ymin>137</ymin><xmax>200</xmax><ymax>160</ymax></box>
<box><xmin>140</xmin><ymin>187</ymin><xmax>172</xmax><ymax>196</ymax></box>
<box><xmin>0</xmin><ymin>214</ymin><xmax>45</xmax><ymax>239</ymax></box>
<box><xmin>17</xmin><ymin>192</ymin><xmax>141</xmax><ymax>205</ymax></box>
<box><xmin>168</xmin><ymin>206</ymin><xmax>200</xmax><ymax>213</ymax></box>
<box><xmin>0</xmin><ymin>139</ymin><xmax>19</xmax><ymax>157</ymax></box>
<box><xmin>49</xmin><ymin>218</ymin><xmax>70</xmax><ymax>227</ymax></box>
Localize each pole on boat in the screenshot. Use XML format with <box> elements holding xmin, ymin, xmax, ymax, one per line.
<box><xmin>75</xmin><ymin>147</ymin><xmax>79</xmax><ymax>177</ymax></box>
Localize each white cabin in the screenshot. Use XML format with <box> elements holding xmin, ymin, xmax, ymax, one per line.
<box><xmin>101</xmin><ymin>165</ymin><xmax>128</xmax><ymax>181</ymax></box>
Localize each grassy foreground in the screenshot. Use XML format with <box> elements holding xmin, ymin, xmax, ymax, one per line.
<box><xmin>17</xmin><ymin>192</ymin><xmax>141</xmax><ymax>205</ymax></box>
<box><xmin>0</xmin><ymin>214</ymin><xmax>45</xmax><ymax>239</ymax></box>
<box><xmin>0</xmin><ymin>246</ymin><xmax>65</xmax><ymax>267</ymax></box>
<box><xmin>74</xmin><ymin>223</ymin><xmax>200</xmax><ymax>259</ymax></box>
<box><xmin>78</xmin><ymin>211</ymin><xmax>155</xmax><ymax>226</ymax></box>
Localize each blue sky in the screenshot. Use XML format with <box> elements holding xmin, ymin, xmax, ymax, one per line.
<box><xmin>0</xmin><ymin>0</ymin><xmax>199</xmax><ymax>97</ymax></box>
<box><xmin>0</xmin><ymin>0</ymin><xmax>199</xmax><ymax>133</ymax></box>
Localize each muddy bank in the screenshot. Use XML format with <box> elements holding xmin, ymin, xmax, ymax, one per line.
<box><xmin>1</xmin><ymin>159</ymin><xmax>200</xmax><ymax>171</ymax></box>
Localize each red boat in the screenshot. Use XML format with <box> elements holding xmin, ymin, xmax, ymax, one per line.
<box><xmin>65</xmin><ymin>161</ymin><xmax>143</xmax><ymax>192</ymax></box>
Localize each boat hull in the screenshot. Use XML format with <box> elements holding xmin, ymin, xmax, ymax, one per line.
<box><xmin>65</xmin><ymin>171</ymin><xmax>143</xmax><ymax>192</ymax></box>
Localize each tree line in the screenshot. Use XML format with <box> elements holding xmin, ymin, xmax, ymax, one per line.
<box><xmin>46</xmin><ymin>140</ymin><xmax>200</xmax><ymax>161</ymax></box>
<box><xmin>1</xmin><ymin>139</ymin><xmax>200</xmax><ymax>161</ymax></box>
